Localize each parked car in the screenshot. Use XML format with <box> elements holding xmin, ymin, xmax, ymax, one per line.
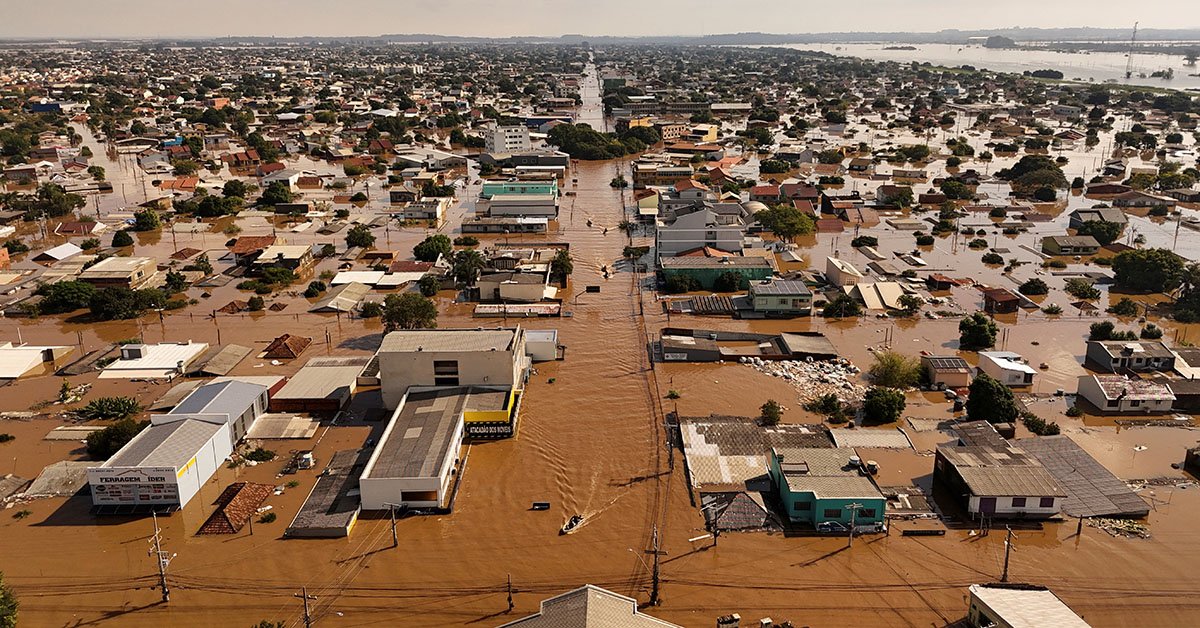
<box><xmin>817</xmin><ymin>521</ymin><xmax>848</xmax><ymax>534</ymax></box>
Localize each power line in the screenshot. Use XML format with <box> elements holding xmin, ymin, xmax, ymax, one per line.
<box><xmin>148</xmin><ymin>511</ymin><xmax>175</xmax><ymax>604</ymax></box>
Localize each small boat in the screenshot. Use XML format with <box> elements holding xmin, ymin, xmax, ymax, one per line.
<box><xmin>560</xmin><ymin>515</ymin><xmax>584</xmax><ymax>535</ymax></box>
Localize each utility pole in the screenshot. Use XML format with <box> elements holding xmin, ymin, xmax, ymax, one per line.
<box><xmin>845</xmin><ymin>502</ymin><xmax>863</xmax><ymax>548</ymax></box>
<box><xmin>506</xmin><ymin>573</ymin><xmax>514</xmax><ymax>612</ymax></box>
<box><xmin>149</xmin><ymin>511</ymin><xmax>174</xmax><ymax>603</ymax></box>
<box><xmin>295</xmin><ymin>587</ymin><xmax>316</xmax><ymax>628</ymax></box>
<box><xmin>1001</xmin><ymin>526</ymin><xmax>1015</xmax><ymax>582</ymax></box>
<box><xmin>390</xmin><ymin>504</ymin><xmax>398</xmax><ymax>548</ymax></box>
<box><xmin>645</xmin><ymin>524</ymin><xmax>665</xmax><ymax>606</ymax></box>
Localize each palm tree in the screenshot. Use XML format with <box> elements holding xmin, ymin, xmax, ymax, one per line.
<box><xmin>452</xmin><ymin>249</ymin><xmax>485</xmax><ymax>287</ymax></box>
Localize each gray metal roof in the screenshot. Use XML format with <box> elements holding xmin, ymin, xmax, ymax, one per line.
<box><xmin>749</xmin><ymin>280</ymin><xmax>811</xmax><ymax>296</ymax></box>
<box><xmin>1016</xmin><ymin>436</ymin><xmax>1150</xmax><ymax>518</ymax></box>
<box><xmin>380</xmin><ymin>329</ymin><xmax>516</xmax><ymax>353</ymax></box>
<box><xmin>171</xmin><ymin>380</ymin><xmax>265</xmax><ymax>418</ymax></box>
<box><xmin>106</xmin><ymin>419</ymin><xmax>224</xmax><ymax>469</ymax></box>
<box><xmin>939</xmin><ymin>445</ymin><xmax>1067</xmax><ymax>498</ymax></box>
<box><xmin>366</xmin><ymin>388</ymin><xmax>466</xmax><ymax>479</ymax></box>
<box><xmin>273</xmin><ymin>361</ymin><xmax>363</xmax><ymax>401</ymax></box>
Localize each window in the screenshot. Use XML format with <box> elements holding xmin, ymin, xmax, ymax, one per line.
<box><xmin>859</xmin><ymin>508</ymin><xmax>876</xmax><ymax>518</ymax></box>
<box><xmin>1130</xmin><ymin>400</ymin><xmax>1141</xmax><ymax>407</ymax></box>
<box><xmin>1011</xmin><ymin>497</ymin><xmax>1026</xmax><ymax>508</ymax></box>
<box><xmin>1106</xmin><ymin>399</ymin><xmax>1118</xmax><ymax>408</ymax></box>
<box><xmin>433</xmin><ymin>360</ymin><xmax>459</xmax><ymax>376</ymax></box>
<box><xmin>793</xmin><ymin>501</ymin><xmax>812</xmax><ymax>511</ymax></box>
<box><xmin>1040</xmin><ymin>497</ymin><xmax>1055</xmax><ymax>508</ymax></box>
<box><xmin>823</xmin><ymin>509</ymin><xmax>842</xmax><ymax>519</ymax></box>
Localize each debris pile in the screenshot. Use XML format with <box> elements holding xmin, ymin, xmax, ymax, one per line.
<box><xmin>740</xmin><ymin>357</ymin><xmax>865</xmax><ymax>404</ymax></box>
<box><xmin>1089</xmin><ymin>517</ymin><xmax>1151</xmax><ymax>539</ymax></box>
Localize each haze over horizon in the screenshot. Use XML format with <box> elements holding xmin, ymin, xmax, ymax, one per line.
<box><xmin>3</xmin><ymin>0</ymin><xmax>1197</xmax><ymax>39</ymax></box>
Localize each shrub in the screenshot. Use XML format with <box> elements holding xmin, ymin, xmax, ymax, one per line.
<box><xmin>1107</xmin><ymin>297</ymin><xmax>1139</xmax><ymax>317</ymax></box>
<box><xmin>359</xmin><ymin>301</ymin><xmax>383</xmax><ymax>318</ymax></box>
<box><xmin>663</xmin><ymin>274</ymin><xmax>701</xmax><ymax>294</ymax></box>
<box><xmin>1018</xmin><ymin>278</ymin><xmax>1049</xmax><ymax>296</ymax></box>
<box><xmin>1042</xmin><ymin>304</ymin><xmax>1063</xmax><ymax>315</ymax></box>
<box><xmin>851</xmin><ymin>235</ymin><xmax>878</xmax><ymax>248</ymax></box>
<box><xmin>666</xmin><ymin>390</ymin><xmax>681</xmax><ymax>400</ymax></box>
<box><xmin>258</xmin><ymin>512</ymin><xmax>277</xmax><ymax>524</ymax></box>
<box><xmin>760</xmin><ymin>400</ymin><xmax>783</xmax><ymax>426</ymax></box>
<box><xmin>0</xmin><ymin>433</ymin><xmax>14</xmax><ymax>443</ymax></box>
<box><xmin>246</xmin><ymin>447</ymin><xmax>276</xmax><ymax>462</ymax></box>
<box><xmin>247</xmin><ymin>296</ymin><xmax>265</xmax><ymax>311</ymax></box>
<box><xmin>981</xmin><ymin>252</ymin><xmax>1003</xmax><ymax>264</ymax></box>
<box><xmin>303</xmin><ymin>281</ymin><xmax>326</xmax><ymax>298</ymax></box>
<box><xmin>863</xmin><ymin>387</ymin><xmax>906</xmax><ymax>425</ymax></box>
<box><xmin>1141</xmin><ymin>324</ymin><xmax>1164</xmax><ymax>339</ymax></box>
<box><xmin>86</xmin><ymin>419</ymin><xmax>149</xmax><ymax>459</ymax></box>
<box><xmin>712</xmin><ymin>271</ymin><xmax>743</xmax><ymax>292</ymax></box>
<box><xmin>915</xmin><ymin>234</ymin><xmax>935</xmax><ymax>246</ymax></box>
<box><xmin>868</xmin><ymin>351</ymin><xmax>922</xmax><ymax>388</ymax></box>
<box><xmin>79</xmin><ymin>396</ymin><xmax>142</xmax><ymax>421</ymax></box>
<box><xmin>1064</xmin><ymin>278</ymin><xmax>1100</xmax><ymax>300</ymax></box>
<box><xmin>453</xmin><ymin>236</ymin><xmax>479</xmax><ymax>247</ymax></box>
<box><xmin>1065</xmin><ymin>406</ymin><xmax>1084</xmax><ymax>417</ymax></box>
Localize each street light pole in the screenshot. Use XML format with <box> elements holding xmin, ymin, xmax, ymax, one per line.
<box><xmin>845</xmin><ymin>502</ymin><xmax>863</xmax><ymax>548</ymax></box>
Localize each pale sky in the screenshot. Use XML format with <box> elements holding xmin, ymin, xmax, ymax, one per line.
<box><xmin>1</xmin><ymin>0</ymin><xmax>1195</xmax><ymax>39</ymax></box>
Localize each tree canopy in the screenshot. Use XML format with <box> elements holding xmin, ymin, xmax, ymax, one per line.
<box><xmin>1113</xmin><ymin>248</ymin><xmax>1184</xmax><ymax>293</ymax></box>
<box><xmin>965</xmin><ymin>373</ymin><xmax>1019</xmax><ymax>424</ymax></box>
<box><xmin>413</xmin><ymin>234</ymin><xmax>452</xmax><ymax>262</ymax></box>
<box><xmin>382</xmin><ymin>292</ymin><xmax>438</xmax><ymax>331</ymax></box>
<box><xmin>756</xmin><ymin>205</ymin><xmax>815</xmax><ymax>242</ymax></box>
<box><xmin>959</xmin><ymin>312</ymin><xmax>998</xmax><ymax>349</ymax></box>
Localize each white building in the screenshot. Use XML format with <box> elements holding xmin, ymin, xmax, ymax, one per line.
<box><xmin>485</xmin><ymin>125</ymin><xmax>531</xmax><ymax>154</ymax></box>
<box><xmin>88</xmin><ymin>379</ymin><xmax>269</xmax><ymax>511</ymax></box>
<box><xmin>377</xmin><ymin>328</ymin><xmax>529</xmax><ymax>410</ymax></box>
<box><xmin>358</xmin><ymin>388</ymin><xmax>468</xmax><ymax>510</ymax></box>
<box><xmin>978</xmin><ymin>351</ymin><xmax>1037</xmax><ymax>387</ymax></box>
<box><xmin>0</xmin><ymin>343</ymin><xmax>73</xmax><ymax>379</ymax></box>
<box><xmin>99</xmin><ymin>341</ymin><xmax>210</xmax><ymax>379</ymax></box>
<box><xmin>826</xmin><ymin>256</ymin><xmax>864</xmax><ymax>287</ymax></box>
<box><xmin>967</xmin><ymin>583</ymin><xmax>1090</xmax><ymax>628</ymax></box>
<box><xmin>1076</xmin><ymin>374</ymin><xmax>1175</xmax><ymax>414</ymax></box>
<box><xmin>525</xmin><ymin>330</ymin><xmax>560</xmax><ymax>362</ymax></box>
<box><xmin>154</xmin><ymin>379</ymin><xmax>269</xmax><ymax>445</ymax></box>
<box><xmin>655</xmin><ymin>206</ymin><xmax>748</xmax><ymax>258</ymax></box>
<box><xmin>88</xmin><ymin>419</ymin><xmax>232</xmax><ymax>512</ymax></box>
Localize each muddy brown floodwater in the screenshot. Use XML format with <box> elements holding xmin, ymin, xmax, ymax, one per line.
<box><xmin>4</xmin><ymin>86</ymin><xmax>1200</xmax><ymax>628</ymax></box>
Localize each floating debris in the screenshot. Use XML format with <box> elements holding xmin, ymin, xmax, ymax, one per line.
<box><xmin>1089</xmin><ymin>517</ymin><xmax>1151</xmax><ymax>539</ymax></box>
<box><xmin>741</xmin><ymin>357</ymin><xmax>865</xmax><ymax>405</ymax></box>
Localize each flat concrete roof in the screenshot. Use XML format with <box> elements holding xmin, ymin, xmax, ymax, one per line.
<box><xmin>380</xmin><ymin>328</ymin><xmax>517</xmax><ymax>353</ymax></box>
<box><xmin>365</xmin><ymin>388</ymin><xmax>466</xmax><ymax>480</ymax></box>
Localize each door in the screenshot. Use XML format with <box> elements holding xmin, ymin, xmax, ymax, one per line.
<box><xmin>979</xmin><ymin>497</ymin><xmax>997</xmax><ymax>514</ymax></box>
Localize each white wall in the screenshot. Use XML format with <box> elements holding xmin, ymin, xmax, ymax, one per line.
<box><xmin>967</xmin><ymin>494</ymin><xmax>1060</xmax><ymax>517</ymax></box>
<box><xmin>379</xmin><ymin>338</ymin><xmax>525</xmax><ymax>410</ymax></box>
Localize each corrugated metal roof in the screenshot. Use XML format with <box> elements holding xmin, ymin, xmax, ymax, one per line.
<box><xmin>365</xmin><ymin>388</ymin><xmax>466</xmax><ymax>479</ymax></box>
<box><xmin>172</xmin><ymin>380</ymin><xmax>265</xmax><ymax>418</ymax></box>
<box><xmin>1016</xmin><ymin>436</ymin><xmax>1150</xmax><ymax>518</ymax></box>
<box><xmin>106</xmin><ymin>419</ymin><xmax>223</xmax><ymax>469</ymax></box>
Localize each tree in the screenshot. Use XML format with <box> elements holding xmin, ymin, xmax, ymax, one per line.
<box><xmin>940</xmin><ymin>179</ymin><xmax>973</xmax><ymax>200</ymax></box>
<box><xmin>550</xmin><ymin>249</ymin><xmax>573</xmax><ymax>283</ymax></box>
<box><xmin>1113</xmin><ymin>248</ymin><xmax>1184</xmax><ymax>293</ymax></box>
<box><xmin>247</xmin><ymin>296</ymin><xmax>265</xmax><ymax>311</ymax></box>
<box><xmin>36</xmin><ymin>280</ymin><xmax>97</xmax><ymax>314</ymax></box>
<box><xmin>413</xmin><ymin>234</ymin><xmax>452</xmax><ymax>262</ymax></box>
<box><xmin>417</xmin><ymin>275</ymin><xmax>440</xmax><ymax>297</ymax></box>
<box><xmin>259</xmin><ymin>181</ymin><xmax>294</xmax><ymax>206</ymax></box>
<box><xmin>451</xmin><ymin>249</ymin><xmax>485</xmax><ymax>286</ymax></box>
<box><xmin>863</xmin><ymin>387</ymin><xmax>906</xmax><ymax>425</ymax></box>
<box><xmin>86</xmin><ymin>418</ymin><xmax>149</xmax><ymax>460</ymax></box>
<box><xmin>756</xmin><ymin>205</ymin><xmax>815</xmax><ymax>242</ymax></box>
<box><xmin>664</xmin><ymin>274</ymin><xmax>700</xmax><ymax>293</ymax></box>
<box><xmin>0</xmin><ymin>570</ymin><xmax>17</xmax><ymax>628</ymax></box>
<box><xmin>868</xmin><ymin>351</ymin><xmax>922</xmax><ymax>388</ymax></box>
<box><xmin>164</xmin><ymin>270</ymin><xmax>188</xmax><ymax>294</ymax></box>
<box><xmin>898</xmin><ymin>294</ymin><xmax>923</xmax><ymax>314</ymax></box>
<box><xmin>712</xmin><ymin>271</ymin><xmax>743</xmax><ymax>292</ymax></box>
<box><xmin>88</xmin><ymin>287</ymin><xmax>165</xmax><ymax>320</ymax></box>
<box><xmin>80</xmin><ymin>237</ymin><xmax>101</xmax><ymax>251</ymax></box>
<box><xmin>132</xmin><ymin>208</ymin><xmax>161</xmax><ymax>231</ymax></box>
<box><xmin>959</xmin><ymin>312</ymin><xmax>998</xmax><ymax>349</ymax></box>
<box><xmin>823</xmin><ymin>294</ymin><xmax>862</xmax><ymax>318</ymax></box>
<box><xmin>1075</xmin><ymin>220</ymin><xmax>1122</xmax><ymax>245</ymax></box>
<box><xmin>965</xmin><ymin>373</ymin><xmax>1018</xmax><ymax>424</ymax></box>
<box><xmin>1064</xmin><ymin>278</ymin><xmax>1101</xmax><ymax>300</ymax></box>
<box><xmin>1018</xmin><ymin>278</ymin><xmax>1049</xmax><ymax>296</ymax></box>
<box><xmin>1107</xmin><ymin>297</ymin><xmax>1140</xmax><ymax>317</ymax></box>
<box><xmin>345</xmin><ymin>224</ymin><xmax>376</xmax><ymax>249</ymax></box>
<box><xmin>223</xmin><ymin>179</ymin><xmax>250</xmax><ymax>198</ymax></box>
<box><xmin>382</xmin><ymin>292</ymin><xmax>438</xmax><ymax>331</ymax></box>
<box><xmin>760</xmin><ymin>399</ymin><xmax>783</xmax><ymax>426</ymax></box>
